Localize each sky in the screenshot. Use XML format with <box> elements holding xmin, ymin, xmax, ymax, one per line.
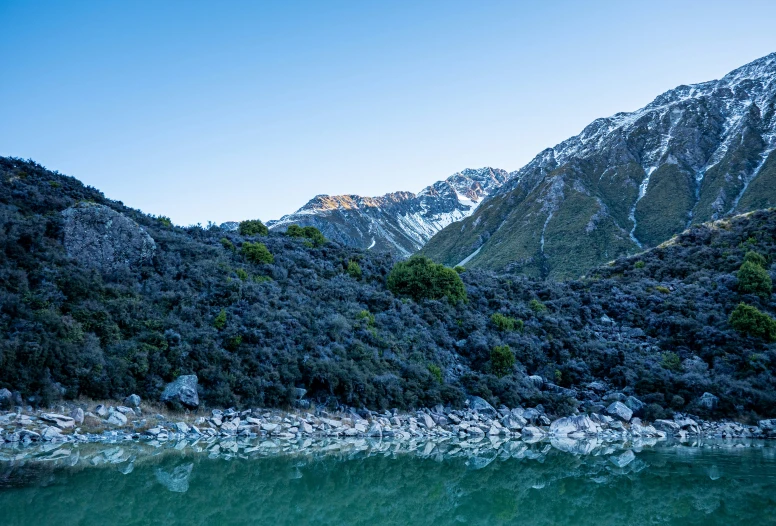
<box><xmin>1</xmin><ymin>1</ymin><xmax>775</xmax><ymax>226</ymax></box>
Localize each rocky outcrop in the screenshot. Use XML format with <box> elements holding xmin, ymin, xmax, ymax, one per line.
<box><xmin>160</xmin><ymin>375</ymin><xmax>199</xmax><ymax>410</ymax></box>
<box><xmin>62</xmin><ymin>203</ymin><xmax>156</xmax><ymax>271</ymax></box>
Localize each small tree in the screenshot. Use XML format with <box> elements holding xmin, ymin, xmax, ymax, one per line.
<box><xmin>729</xmin><ymin>303</ymin><xmax>776</xmax><ymax>341</ymax></box>
<box><xmin>490</xmin><ymin>345</ymin><xmax>516</xmax><ymax>378</ymax></box>
<box><xmin>239</xmin><ymin>219</ymin><xmax>269</xmax><ymax>237</ymax></box>
<box><xmin>241</xmin><ymin>241</ymin><xmax>274</xmax><ymax>264</ymax></box>
<box><xmin>490</xmin><ymin>313</ymin><xmax>523</xmax><ymax>332</ymax></box>
<box><xmin>386</xmin><ymin>256</ymin><xmax>467</xmax><ymax>303</ymax></box>
<box><xmin>737</xmin><ymin>251</ymin><xmax>772</xmax><ymax>297</ymax></box>
<box><xmin>214</xmin><ymin>309</ymin><xmax>227</xmax><ymax>330</ymax></box>
<box><xmin>347</xmin><ymin>260</ymin><xmax>362</xmax><ymax>279</ymax></box>
<box><xmin>286</xmin><ymin>224</ymin><xmax>326</xmax><ymax>247</ymax></box>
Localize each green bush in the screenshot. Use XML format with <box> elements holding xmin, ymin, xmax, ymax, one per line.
<box><xmin>386</xmin><ymin>256</ymin><xmax>467</xmax><ymax>303</ymax></box>
<box><xmin>490</xmin><ymin>345</ymin><xmax>516</xmax><ymax>377</ymax></box>
<box><xmin>220</xmin><ymin>237</ymin><xmax>234</xmax><ymax>251</ymax></box>
<box><xmin>490</xmin><ymin>313</ymin><xmax>523</xmax><ymax>332</ymax></box>
<box><xmin>347</xmin><ymin>260</ymin><xmax>362</xmax><ymax>279</ymax></box>
<box><xmin>157</xmin><ymin>215</ymin><xmax>172</xmax><ymax>227</ymax></box>
<box><xmin>239</xmin><ymin>219</ymin><xmax>269</xmax><ymax>237</ymax></box>
<box><xmin>737</xmin><ymin>257</ymin><xmax>772</xmax><ymax>297</ymax></box>
<box><xmin>661</xmin><ymin>351</ymin><xmax>681</xmax><ymax>371</ymax></box>
<box><xmin>428</xmin><ymin>364</ymin><xmax>443</xmax><ymax>383</ymax></box>
<box><xmin>528</xmin><ymin>299</ymin><xmax>547</xmax><ymax>313</ymax></box>
<box><xmin>241</xmin><ymin>241</ymin><xmax>274</xmax><ymax>264</ymax></box>
<box><xmin>356</xmin><ymin>310</ymin><xmax>375</xmax><ymax>326</ymax></box>
<box><xmin>453</xmin><ymin>266</ymin><xmax>466</xmax><ymax>274</ymax></box>
<box><xmin>214</xmin><ymin>309</ymin><xmax>227</xmax><ymax>330</ymax></box>
<box><xmin>286</xmin><ymin>224</ymin><xmax>326</xmax><ymax>247</ymax></box>
<box><xmin>634</xmin><ymin>260</ymin><xmax>645</xmax><ymax>269</ymax></box>
<box><xmin>655</xmin><ymin>286</ymin><xmax>671</xmax><ymax>294</ymax></box>
<box><xmin>235</xmin><ymin>268</ymin><xmax>248</xmax><ymax>281</ymax></box>
<box><xmin>729</xmin><ymin>303</ymin><xmax>776</xmax><ymax>341</ymax></box>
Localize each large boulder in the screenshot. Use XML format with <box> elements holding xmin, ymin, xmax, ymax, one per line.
<box><xmin>466</xmin><ymin>396</ymin><xmax>496</xmax><ymax>416</ymax></box>
<box><xmin>549</xmin><ymin>415</ymin><xmax>601</xmax><ymax>437</ymax></box>
<box><xmin>161</xmin><ymin>375</ymin><xmax>200</xmax><ymax>410</ymax></box>
<box><xmin>62</xmin><ymin>203</ymin><xmax>156</xmax><ymax>272</ymax></box>
<box><xmin>606</xmin><ymin>401</ymin><xmax>633</xmax><ymax>422</ymax></box>
<box><xmin>624</xmin><ymin>396</ymin><xmax>645</xmax><ymax>416</ymax></box>
<box><xmin>124</xmin><ymin>394</ymin><xmax>142</xmax><ymax>408</ymax></box>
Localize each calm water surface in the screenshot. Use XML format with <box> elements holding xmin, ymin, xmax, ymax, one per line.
<box><xmin>2</xmin><ymin>440</ymin><xmax>775</xmax><ymax>525</ymax></box>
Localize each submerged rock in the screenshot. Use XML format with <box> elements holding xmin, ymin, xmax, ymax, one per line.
<box><xmin>155</xmin><ymin>463</ymin><xmax>194</xmax><ymax>493</ymax></box>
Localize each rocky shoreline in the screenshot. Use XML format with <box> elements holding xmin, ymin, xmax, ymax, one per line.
<box><xmin>2</xmin><ymin>393</ymin><xmax>775</xmax><ymax>459</ymax></box>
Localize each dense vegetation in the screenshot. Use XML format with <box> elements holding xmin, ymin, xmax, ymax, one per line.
<box><xmin>1</xmin><ymin>157</ymin><xmax>775</xmax><ymax>420</ymax></box>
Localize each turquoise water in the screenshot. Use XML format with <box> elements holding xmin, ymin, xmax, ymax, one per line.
<box><xmin>2</xmin><ymin>441</ymin><xmax>776</xmax><ymax>525</ymax></box>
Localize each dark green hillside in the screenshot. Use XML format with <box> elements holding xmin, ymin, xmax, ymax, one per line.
<box><xmin>1</xmin><ymin>158</ymin><xmax>775</xmax><ymax>419</ymax></box>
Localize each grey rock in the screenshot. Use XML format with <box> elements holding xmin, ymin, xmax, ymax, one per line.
<box><xmin>41</xmin><ymin>426</ymin><xmax>64</xmax><ymax>441</ymax></box>
<box><xmin>698</xmin><ymin>392</ymin><xmax>719</xmax><ymax>411</ymax></box>
<box><xmin>550</xmin><ymin>415</ymin><xmax>601</xmax><ymax>437</ymax></box>
<box><xmin>95</xmin><ymin>404</ymin><xmax>109</xmax><ymax>417</ymax></box>
<box><xmin>124</xmin><ymin>394</ymin><xmax>141</xmax><ymax>408</ymax></box>
<box><xmin>70</xmin><ymin>407</ymin><xmax>85</xmax><ymax>425</ymax></box>
<box><xmin>106</xmin><ymin>412</ymin><xmax>127</xmax><ymax>426</ymax></box>
<box><xmin>62</xmin><ymin>203</ymin><xmax>156</xmax><ymax>271</ymax></box>
<box><xmin>624</xmin><ymin>396</ymin><xmax>645</xmax><ymax>416</ymax></box>
<box><xmin>653</xmin><ymin>419</ymin><xmax>681</xmax><ymax>434</ymax></box>
<box><xmin>40</xmin><ymin>413</ymin><xmax>76</xmax><ymax>429</ymax></box>
<box><xmin>606</xmin><ymin>401</ymin><xmax>633</xmax><ymax>422</ymax></box>
<box><xmin>528</xmin><ymin>375</ymin><xmax>544</xmax><ymax>388</ymax></box>
<box><xmin>174</xmin><ymin>422</ymin><xmax>190</xmax><ymax>434</ymax></box>
<box><xmin>466</xmin><ymin>396</ymin><xmax>496</xmax><ymax>416</ymax></box>
<box><xmin>161</xmin><ymin>375</ymin><xmax>199</xmax><ymax>410</ymax></box>
<box><xmin>0</xmin><ymin>388</ymin><xmax>12</xmax><ymax>409</ymax></box>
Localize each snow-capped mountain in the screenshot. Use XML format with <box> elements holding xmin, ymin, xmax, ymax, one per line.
<box><xmin>423</xmin><ymin>52</ymin><xmax>776</xmax><ymax>278</ymax></box>
<box><xmin>267</xmin><ymin>168</ymin><xmax>511</xmax><ymax>256</ymax></box>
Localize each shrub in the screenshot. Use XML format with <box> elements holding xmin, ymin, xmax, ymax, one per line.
<box><xmin>634</xmin><ymin>261</ymin><xmax>645</xmax><ymax>269</ymax></box>
<box><xmin>428</xmin><ymin>364</ymin><xmax>443</xmax><ymax>383</ymax></box>
<box><xmin>239</xmin><ymin>219</ymin><xmax>268</xmax><ymax>237</ymax></box>
<box><xmin>286</xmin><ymin>224</ymin><xmax>326</xmax><ymax>246</ymax></box>
<box><xmin>529</xmin><ymin>299</ymin><xmax>547</xmax><ymax>313</ymax></box>
<box><xmin>214</xmin><ymin>309</ymin><xmax>227</xmax><ymax>330</ymax></box>
<box><xmin>220</xmin><ymin>237</ymin><xmax>234</xmax><ymax>251</ymax></box>
<box><xmin>356</xmin><ymin>310</ymin><xmax>375</xmax><ymax>326</ymax></box>
<box><xmin>743</xmin><ymin>250</ymin><xmax>767</xmax><ymax>268</ymax></box>
<box><xmin>347</xmin><ymin>260</ymin><xmax>362</xmax><ymax>279</ymax></box>
<box><xmin>235</xmin><ymin>268</ymin><xmax>248</xmax><ymax>281</ymax></box>
<box><xmin>157</xmin><ymin>215</ymin><xmax>173</xmax><ymax>227</ymax></box>
<box><xmin>386</xmin><ymin>256</ymin><xmax>467</xmax><ymax>303</ymax></box>
<box><xmin>490</xmin><ymin>345</ymin><xmax>516</xmax><ymax>377</ymax></box>
<box><xmin>737</xmin><ymin>260</ymin><xmax>772</xmax><ymax>297</ymax></box>
<box><xmin>490</xmin><ymin>313</ymin><xmax>523</xmax><ymax>332</ymax></box>
<box><xmin>453</xmin><ymin>266</ymin><xmax>466</xmax><ymax>274</ymax></box>
<box><xmin>729</xmin><ymin>303</ymin><xmax>776</xmax><ymax>341</ymax></box>
<box><xmin>655</xmin><ymin>286</ymin><xmax>671</xmax><ymax>294</ymax></box>
<box><xmin>661</xmin><ymin>351</ymin><xmax>681</xmax><ymax>371</ymax></box>
<box><xmin>241</xmin><ymin>241</ymin><xmax>274</xmax><ymax>264</ymax></box>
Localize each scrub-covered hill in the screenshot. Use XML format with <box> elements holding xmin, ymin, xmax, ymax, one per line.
<box><xmin>1</xmin><ymin>157</ymin><xmax>775</xmax><ymax>419</ymax></box>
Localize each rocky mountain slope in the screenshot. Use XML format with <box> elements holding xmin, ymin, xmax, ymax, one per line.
<box><xmin>267</xmin><ymin>168</ymin><xmax>510</xmax><ymax>257</ymax></box>
<box><xmin>423</xmin><ymin>52</ymin><xmax>776</xmax><ymax>278</ymax></box>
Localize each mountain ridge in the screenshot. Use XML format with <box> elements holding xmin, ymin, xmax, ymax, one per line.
<box><xmin>422</xmin><ymin>52</ymin><xmax>776</xmax><ymax>278</ymax></box>
<box><xmin>267</xmin><ymin>167</ymin><xmax>512</xmax><ymax>257</ymax></box>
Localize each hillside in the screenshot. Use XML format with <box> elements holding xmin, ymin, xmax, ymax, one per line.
<box><xmin>267</xmin><ymin>167</ymin><xmax>510</xmax><ymax>257</ymax></box>
<box><xmin>1</xmin><ymin>157</ymin><xmax>775</xmax><ymax>419</ymax></box>
<box><xmin>422</xmin><ymin>52</ymin><xmax>776</xmax><ymax>278</ymax></box>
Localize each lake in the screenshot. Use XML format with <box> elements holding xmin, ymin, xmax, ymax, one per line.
<box><xmin>1</xmin><ymin>438</ymin><xmax>775</xmax><ymax>525</ymax></box>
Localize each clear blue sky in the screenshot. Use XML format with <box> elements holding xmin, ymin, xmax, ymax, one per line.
<box><xmin>1</xmin><ymin>1</ymin><xmax>775</xmax><ymax>225</ymax></box>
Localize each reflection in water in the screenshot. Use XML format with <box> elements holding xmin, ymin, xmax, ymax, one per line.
<box><xmin>1</xmin><ymin>438</ymin><xmax>775</xmax><ymax>525</ymax></box>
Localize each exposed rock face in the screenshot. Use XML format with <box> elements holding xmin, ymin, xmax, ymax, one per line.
<box><xmin>699</xmin><ymin>392</ymin><xmax>719</xmax><ymax>410</ymax></box>
<box><xmin>423</xmin><ymin>53</ymin><xmax>776</xmax><ymax>278</ymax></box>
<box><xmin>62</xmin><ymin>203</ymin><xmax>156</xmax><ymax>271</ymax></box>
<box><xmin>606</xmin><ymin>401</ymin><xmax>633</xmax><ymax>422</ymax></box>
<box><xmin>267</xmin><ymin>168</ymin><xmax>511</xmax><ymax>257</ymax></box>
<box><xmin>466</xmin><ymin>395</ymin><xmax>497</xmax><ymax>416</ymax></box>
<box><xmin>161</xmin><ymin>375</ymin><xmax>200</xmax><ymax>410</ymax></box>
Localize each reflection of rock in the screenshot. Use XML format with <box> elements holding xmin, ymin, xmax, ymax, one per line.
<box><xmin>551</xmin><ymin>437</ymin><xmax>600</xmax><ymax>455</ymax></box>
<box><xmin>62</xmin><ymin>203</ymin><xmax>155</xmax><ymax>271</ymax></box>
<box><xmin>609</xmin><ymin>450</ymin><xmax>635</xmax><ymax>468</ymax></box>
<box><xmin>549</xmin><ymin>415</ymin><xmax>601</xmax><ymax>437</ymax></box>
<box><xmin>155</xmin><ymin>463</ymin><xmax>194</xmax><ymax>493</ymax></box>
